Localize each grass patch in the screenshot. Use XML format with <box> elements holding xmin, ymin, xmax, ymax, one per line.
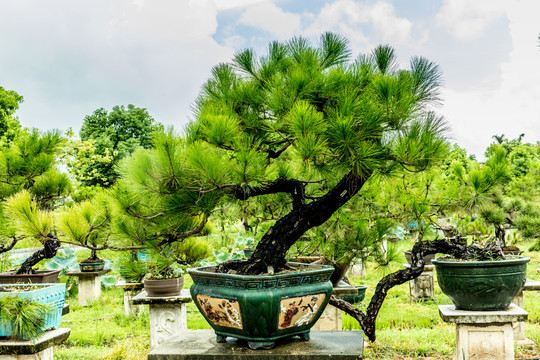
<box><xmin>50</xmin><ymin>240</ymin><xmax>540</xmax><ymax>359</ymax></box>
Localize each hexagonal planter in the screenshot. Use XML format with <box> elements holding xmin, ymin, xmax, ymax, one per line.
<box><xmin>189</xmin><ymin>262</ymin><xmax>334</xmax><ymax>349</ymax></box>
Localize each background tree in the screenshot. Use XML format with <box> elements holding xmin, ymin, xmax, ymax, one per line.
<box><xmin>69</xmin><ymin>104</ymin><xmax>162</xmax><ymax>188</ymax></box>
<box><xmin>0</xmin><ymin>86</ymin><xmax>24</xmax><ymax>146</ymax></box>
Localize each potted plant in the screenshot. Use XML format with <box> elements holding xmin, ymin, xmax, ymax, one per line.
<box><xmin>0</xmin><ymin>130</ymin><xmax>70</xmax><ymax>283</ymax></box>
<box><xmin>56</xmin><ymin>192</ymin><xmax>114</xmax><ymax>272</ymax></box>
<box><xmin>0</xmin><ymin>283</ymin><xmax>66</xmax><ymax>340</ymax></box>
<box><xmin>110</xmin><ymin>33</ymin><xmax>517</xmax><ymax>348</ymax></box>
<box><xmin>143</xmin><ymin>246</ymin><xmax>187</xmax><ymax>297</ymax></box>
<box><xmin>0</xmin><ymin>191</ymin><xmax>63</xmax><ymax>283</ymax></box>
<box><xmin>432</xmin><ymin>250</ymin><xmax>529</xmax><ymax>311</ymax></box>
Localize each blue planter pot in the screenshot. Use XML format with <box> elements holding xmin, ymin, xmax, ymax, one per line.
<box><xmin>0</xmin><ymin>283</ymin><xmax>66</xmax><ymax>338</ymax></box>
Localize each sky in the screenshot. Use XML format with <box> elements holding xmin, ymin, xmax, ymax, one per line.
<box><xmin>0</xmin><ymin>0</ymin><xmax>539</xmax><ymax>160</ymax></box>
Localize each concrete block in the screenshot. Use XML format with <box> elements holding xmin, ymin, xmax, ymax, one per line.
<box><xmin>67</xmin><ymin>269</ymin><xmax>111</xmax><ymax>307</ymax></box>
<box><xmin>439</xmin><ymin>304</ymin><xmax>527</xmax><ymax>360</ymax></box>
<box><xmin>0</xmin><ymin>328</ymin><xmax>70</xmax><ymax>360</ymax></box>
<box><xmin>133</xmin><ymin>290</ymin><xmax>192</xmax><ymax>349</ymax></box>
<box><xmin>148</xmin><ymin>329</ymin><xmax>364</xmax><ymax>359</ymax></box>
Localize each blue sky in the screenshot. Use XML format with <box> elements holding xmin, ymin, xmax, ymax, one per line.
<box><xmin>0</xmin><ymin>0</ymin><xmax>539</xmax><ymax>159</ymax></box>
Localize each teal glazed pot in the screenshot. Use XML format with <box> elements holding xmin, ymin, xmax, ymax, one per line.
<box><xmin>189</xmin><ymin>262</ymin><xmax>334</xmax><ymax>349</ymax></box>
<box><xmin>432</xmin><ymin>256</ymin><xmax>529</xmax><ymax>311</ymax></box>
<box><xmin>341</xmin><ymin>285</ymin><xmax>368</xmax><ymax>304</ymax></box>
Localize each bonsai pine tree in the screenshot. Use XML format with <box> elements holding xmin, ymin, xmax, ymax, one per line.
<box><xmin>0</xmin><ymin>129</ymin><xmax>70</xmax><ymax>272</ymax></box>
<box><xmin>113</xmin><ymin>33</ymin><xmax>506</xmax><ymax>341</ymax></box>
<box><xmin>187</xmin><ymin>33</ymin><xmax>449</xmax><ymax>275</ymax></box>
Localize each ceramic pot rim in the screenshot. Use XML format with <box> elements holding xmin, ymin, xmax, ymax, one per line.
<box><xmin>432</xmin><ymin>256</ymin><xmax>530</xmax><ymax>267</ymax></box>
<box><xmin>189</xmin><ymin>262</ymin><xmax>334</xmax><ymax>280</ymax></box>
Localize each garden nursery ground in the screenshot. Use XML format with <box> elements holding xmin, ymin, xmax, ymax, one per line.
<box><xmin>45</xmin><ymin>241</ymin><xmax>540</xmax><ymax>360</ymax></box>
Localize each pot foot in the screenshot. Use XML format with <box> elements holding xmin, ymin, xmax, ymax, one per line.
<box><xmin>299</xmin><ymin>332</ymin><xmax>310</xmax><ymax>341</ymax></box>
<box><xmin>216</xmin><ymin>335</ymin><xmax>227</xmax><ymax>343</ymax></box>
<box><xmin>248</xmin><ymin>340</ymin><xmax>275</xmax><ymax>350</ymax></box>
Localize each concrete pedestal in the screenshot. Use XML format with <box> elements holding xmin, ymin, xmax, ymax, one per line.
<box><xmin>312</xmin><ymin>285</ymin><xmax>358</xmax><ymax>331</ymax></box>
<box><xmin>133</xmin><ymin>289</ymin><xmax>192</xmax><ymax>349</ymax></box>
<box><xmin>512</xmin><ymin>279</ymin><xmax>540</xmax><ymax>349</ymax></box>
<box><xmin>0</xmin><ymin>328</ymin><xmax>70</xmax><ymax>360</ymax></box>
<box><xmin>147</xmin><ymin>329</ymin><xmax>364</xmax><ymax>359</ymax></box>
<box><xmin>439</xmin><ymin>304</ymin><xmax>528</xmax><ymax>360</ymax></box>
<box><xmin>347</xmin><ymin>261</ymin><xmax>365</xmax><ymax>279</ymax></box>
<box><xmin>404</xmin><ymin>264</ymin><xmax>435</xmax><ymax>302</ymax></box>
<box><xmin>116</xmin><ymin>281</ymin><xmax>144</xmax><ymax>316</ymax></box>
<box><xmin>67</xmin><ymin>269</ymin><xmax>111</xmax><ymax>306</ymax></box>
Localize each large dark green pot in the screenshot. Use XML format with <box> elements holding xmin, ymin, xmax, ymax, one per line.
<box><xmin>433</xmin><ymin>256</ymin><xmax>529</xmax><ymax>311</ymax></box>
<box><xmin>189</xmin><ymin>262</ymin><xmax>334</xmax><ymax>349</ymax></box>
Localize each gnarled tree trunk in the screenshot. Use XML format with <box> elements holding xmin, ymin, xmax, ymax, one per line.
<box><xmin>16</xmin><ymin>234</ymin><xmax>61</xmax><ymax>274</ymax></box>
<box><xmin>329</xmin><ymin>237</ymin><xmax>505</xmax><ymax>342</ymax></box>
<box><xmin>217</xmin><ymin>171</ymin><xmax>371</xmax><ymax>275</ymax></box>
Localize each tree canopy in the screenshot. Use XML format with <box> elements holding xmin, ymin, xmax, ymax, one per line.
<box><xmin>71</xmin><ymin>104</ymin><xmax>162</xmax><ymax>187</ymax></box>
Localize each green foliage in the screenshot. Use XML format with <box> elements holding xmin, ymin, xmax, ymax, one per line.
<box><xmin>69</xmin><ymin>105</ymin><xmax>163</xmax><ymax>188</ymax></box>
<box><xmin>58</xmin><ymin>190</ymin><xmax>112</xmax><ymax>254</ymax></box>
<box><xmin>3</xmin><ymin>190</ymin><xmax>54</xmax><ymax>241</ymax></box>
<box><xmin>111</xmin><ymin>129</ymin><xmax>213</xmax><ymax>266</ymax></box>
<box><xmin>0</xmin><ymin>129</ymin><xmax>67</xmax><ymax>201</ymax></box>
<box><xmin>116</xmin><ymin>254</ymin><xmax>146</xmax><ymax>283</ymax></box>
<box><xmin>0</xmin><ymin>296</ymin><xmax>53</xmax><ymax>340</ymax></box>
<box><xmin>200</xmin><ymin>236</ymin><xmax>255</xmax><ymax>266</ymax></box>
<box><xmin>43</xmin><ymin>248</ymin><xmax>79</xmax><ymax>276</ymax></box>
<box><xmin>0</xmin><ymin>86</ymin><xmax>24</xmax><ymax>146</ymax></box>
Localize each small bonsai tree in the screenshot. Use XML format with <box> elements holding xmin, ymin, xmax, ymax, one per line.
<box><xmin>110</xmin><ymin>130</ymin><xmax>213</xmax><ymax>278</ymax></box>
<box><xmin>0</xmin><ymin>129</ymin><xmax>70</xmax><ymax>272</ymax></box>
<box><xmin>57</xmin><ymin>191</ymin><xmax>115</xmax><ymax>264</ymax></box>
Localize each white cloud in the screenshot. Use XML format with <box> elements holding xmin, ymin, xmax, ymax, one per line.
<box><xmin>0</xmin><ymin>0</ymin><xmax>236</xmax><ymax>132</ymax></box>
<box><xmin>302</xmin><ymin>0</ymin><xmax>424</xmax><ymax>51</ymax></box>
<box><xmin>238</xmin><ymin>1</ymin><xmax>302</xmax><ymax>40</ymax></box>
<box><xmin>436</xmin><ymin>0</ymin><xmax>507</xmax><ymax>41</ymax></box>
<box><xmin>439</xmin><ymin>0</ymin><xmax>540</xmax><ymax>159</ymax></box>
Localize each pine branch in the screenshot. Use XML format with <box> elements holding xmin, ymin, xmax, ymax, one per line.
<box><xmin>157</xmin><ymin>214</ymin><xmax>209</xmax><ymax>247</ymax></box>
<box><xmin>0</xmin><ymin>236</ymin><xmax>21</xmax><ymax>254</ymax></box>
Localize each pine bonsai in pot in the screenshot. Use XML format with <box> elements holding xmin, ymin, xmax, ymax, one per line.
<box><xmin>0</xmin><ymin>130</ymin><xmax>71</xmax><ymax>282</ymax></box>
<box><xmin>57</xmin><ymin>191</ymin><xmax>115</xmax><ymax>272</ymax></box>
<box><xmin>111</xmin><ymin>33</ymin><xmax>514</xmax><ymax>346</ymax></box>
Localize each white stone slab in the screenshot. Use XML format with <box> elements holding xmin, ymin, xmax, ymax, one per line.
<box><xmin>439</xmin><ymin>303</ymin><xmax>528</xmax><ymax>324</ymax></box>
<box><xmin>0</xmin><ymin>328</ymin><xmax>70</xmax><ymax>360</ymax></box>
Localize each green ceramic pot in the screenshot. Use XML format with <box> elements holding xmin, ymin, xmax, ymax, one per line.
<box><xmin>432</xmin><ymin>256</ymin><xmax>529</xmax><ymax>311</ymax></box>
<box><xmin>341</xmin><ymin>285</ymin><xmax>368</xmax><ymax>304</ymax></box>
<box><xmin>79</xmin><ymin>261</ymin><xmax>105</xmax><ymax>272</ymax></box>
<box><xmin>189</xmin><ymin>262</ymin><xmax>334</xmax><ymax>349</ymax></box>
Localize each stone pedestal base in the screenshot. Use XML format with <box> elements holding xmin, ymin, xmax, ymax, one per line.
<box><xmin>439</xmin><ymin>304</ymin><xmax>528</xmax><ymax>360</ymax></box>
<box><xmin>0</xmin><ymin>328</ymin><xmax>70</xmax><ymax>360</ymax></box>
<box><xmin>405</xmin><ymin>264</ymin><xmax>435</xmax><ymax>302</ymax></box>
<box><xmin>67</xmin><ymin>269</ymin><xmax>111</xmax><ymax>306</ymax></box>
<box><xmin>116</xmin><ymin>281</ymin><xmax>144</xmax><ymax>316</ymax></box>
<box><xmin>148</xmin><ymin>329</ymin><xmax>364</xmax><ymax>359</ymax></box>
<box><xmin>512</xmin><ymin>279</ymin><xmax>540</xmax><ymax>349</ymax></box>
<box><xmin>347</xmin><ymin>262</ymin><xmax>365</xmax><ymax>279</ymax></box>
<box><xmin>312</xmin><ymin>284</ymin><xmax>358</xmax><ymax>331</ymax></box>
<box><xmin>133</xmin><ymin>289</ymin><xmax>192</xmax><ymax>349</ymax></box>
